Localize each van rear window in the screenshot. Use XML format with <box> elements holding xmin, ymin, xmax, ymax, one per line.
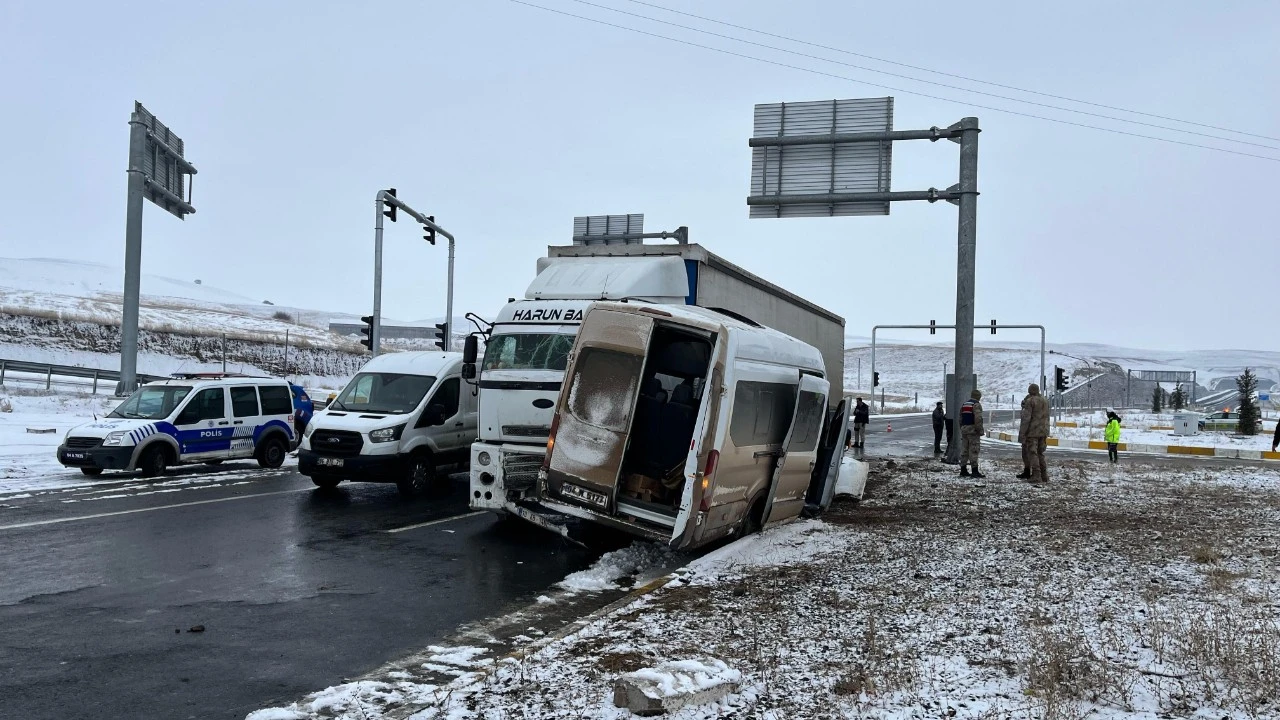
<box><xmin>258</xmin><ymin>385</ymin><xmax>293</xmax><ymax>416</ymax></box>
<box><xmin>567</xmin><ymin>348</ymin><xmax>642</xmax><ymax>431</ymax></box>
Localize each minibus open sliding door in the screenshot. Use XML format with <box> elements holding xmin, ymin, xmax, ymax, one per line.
<box><xmin>763</xmin><ymin>374</ymin><xmax>829</xmax><ymax>526</ymax></box>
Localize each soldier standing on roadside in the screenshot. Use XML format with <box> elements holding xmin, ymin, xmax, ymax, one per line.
<box><xmin>959</xmin><ymin>389</ymin><xmax>985</xmax><ymax>478</ymax></box>
<box><xmin>1022</xmin><ymin>384</ymin><xmax>1051</xmax><ymax>482</ymax></box>
<box><xmin>1016</xmin><ymin>393</ymin><xmax>1033</xmax><ymax>479</ymax></box>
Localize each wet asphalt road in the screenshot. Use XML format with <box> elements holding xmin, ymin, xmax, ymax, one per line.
<box><xmin>0</xmin><ymin>465</ymin><xmax>599</xmax><ymax>720</ymax></box>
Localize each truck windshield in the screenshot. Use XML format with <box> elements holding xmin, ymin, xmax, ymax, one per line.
<box><xmin>333</xmin><ymin>373</ymin><xmax>435</xmax><ymax>414</ymax></box>
<box><xmin>482</xmin><ymin>333</ymin><xmax>574</xmax><ymax>372</ymax></box>
<box><xmin>109</xmin><ymin>386</ymin><xmax>193</xmax><ymax>420</ymax></box>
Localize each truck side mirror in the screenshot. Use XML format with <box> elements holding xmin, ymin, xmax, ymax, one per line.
<box><xmin>461</xmin><ymin>364</ymin><xmax>476</xmax><ymax>380</ymax></box>
<box><xmin>462</xmin><ymin>335</ymin><xmax>478</xmax><ymax>364</ymax></box>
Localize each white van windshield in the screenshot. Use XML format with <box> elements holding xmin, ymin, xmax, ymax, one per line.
<box><xmin>483</xmin><ymin>333</ymin><xmax>574</xmax><ymax>372</ymax></box>
<box><xmin>109</xmin><ymin>385</ymin><xmax>193</xmax><ymax>420</ymax></box>
<box><xmin>332</xmin><ymin>373</ymin><xmax>436</xmax><ymax>414</ymax></box>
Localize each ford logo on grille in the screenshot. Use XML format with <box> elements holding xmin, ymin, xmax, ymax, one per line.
<box><xmin>327</xmin><ymin>437</ymin><xmax>340</xmax><ymax>444</ymax></box>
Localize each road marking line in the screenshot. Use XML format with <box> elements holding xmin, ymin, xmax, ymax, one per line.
<box><xmin>385</xmin><ymin>511</ymin><xmax>488</xmax><ymax>534</ymax></box>
<box><xmin>0</xmin><ymin>488</ymin><xmax>312</xmax><ymax>531</ymax></box>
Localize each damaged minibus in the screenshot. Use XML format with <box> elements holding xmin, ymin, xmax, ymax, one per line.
<box><xmin>536</xmin><ymin>301</ymin><xmax>846</xmax><ymax>550</ymax></box>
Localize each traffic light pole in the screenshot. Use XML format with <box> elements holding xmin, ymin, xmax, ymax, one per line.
<box><xmin>372</xmin><ymin>189</ymin><xmax>457</xmax><ymax>356</ymax></box>
<box><xmin>869</xmin><ymin>322</ymin><xmax>1045</xmax><ymax>462</ymax></box>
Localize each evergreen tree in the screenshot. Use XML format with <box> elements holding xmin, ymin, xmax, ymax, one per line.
<box><xmin>1237</xmin><ymin>368</ymin><xmax>1259</xmax><ymax>435</ymax></box>
<box><xmin>1171</xmin><ymin>383</ymin><xmax>1186</xmax><ymax>411</ymax></box>
<box><xmin>1151</xmin><ymin>384</ymin><xmax>1162</xmax><ymax>413</ymax></box>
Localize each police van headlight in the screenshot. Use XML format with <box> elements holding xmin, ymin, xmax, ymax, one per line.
<box><xmin>102</xmin><ymin>431</ymin><xmax>128</xmax><ymax>446</ymax></box>
<box><xmin>369</xmin><ymin>424</ymin><xmax>405</xmax><ymax>443</ymax></box>
<box><xmin>477</xmin><ymin>451</ymin><xmax>492</xmax><ymax>467</ymax></box>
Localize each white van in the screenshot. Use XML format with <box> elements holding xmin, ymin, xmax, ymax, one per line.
<box><xmin>57</xmin><ymin>375</ymin><xmax>297</xmax><ymax>476</ymax></box>
<box><xmin>298</xmin><ymin>352</ymin><xmax>477</xmax><ymax>494</ymax></box>
<box><xmin>537</xmin><ymin>302</ymin><xmax>846</xmax><ymax>549</ymax></box>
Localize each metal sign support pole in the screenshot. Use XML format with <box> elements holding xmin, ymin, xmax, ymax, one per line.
<box><xmin>945</xmin><ymin>118</ymin><xmax>980</xmax><ymax>465</ymax></box>
<box><xmin>117</xmin><ymin>112</ymin><xmax>148</xmax><ymax>396</ymax></box>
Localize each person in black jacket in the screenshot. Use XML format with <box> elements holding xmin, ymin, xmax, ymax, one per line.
<box><xmin>1273</xmin><ymin>418</ymin><xmax>1279</xmax><ymax>453</ymax></box>
<box><xmin>931</xmin><ymin>402</ymin><xmax>945</xmax><ymax>454</ymax></box>
<box><xmin>852</xmin><ymin>398</ymin><xmax>870</xmax><ymax>448</ymax></box>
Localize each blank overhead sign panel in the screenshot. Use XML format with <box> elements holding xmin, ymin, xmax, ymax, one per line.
<box><xmin>133</xmin><ymin>102</ymin><xmax>196</xmax><ymax>220</ymax></box>
<box><xmin>749</xmin><ymin>97</ymin><xmax>894</xmax><ymax>218</ymax></box>
<box><xmin>572</xmin><ymin>214</ymin><xmax>644</xmax><ymax>246</ymax></box>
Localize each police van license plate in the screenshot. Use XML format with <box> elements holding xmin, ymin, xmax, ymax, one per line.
<box><xmin>317</xmin><ymin>457</ymin><xmax>344</xmax><ymax>468</ymax></box>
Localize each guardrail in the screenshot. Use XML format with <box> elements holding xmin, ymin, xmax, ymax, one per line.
<box><xmin>0</xmin><ymin>359</ymin><xmax>166</xmax><ymax>393</ymax></box>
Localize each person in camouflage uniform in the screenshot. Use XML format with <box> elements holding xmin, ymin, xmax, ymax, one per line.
<box><xmin>959</xmin><ymin>389</ymin><xmax>985</xmax><ymax>477</ymax></box>
<box><xmin>1022</xmin><ymin>384</ymin><xmax>1051</xmax><ymax>482</ymax></box>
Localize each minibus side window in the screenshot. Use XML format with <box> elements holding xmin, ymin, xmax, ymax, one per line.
<box><xmin>730</xmin><ymin>381</ymin><xmax>796</xmax><ymax>446</ymax></box>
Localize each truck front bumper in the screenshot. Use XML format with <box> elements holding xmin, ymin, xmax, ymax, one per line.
<box><xmin>469</xmin><ymin>442</ymin><xmax>542</xmax><ymax>512</ymax></box>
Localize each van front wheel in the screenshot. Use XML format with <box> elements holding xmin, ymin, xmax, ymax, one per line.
<box><xmin>256</xmin><ymin>436</ymin><xmax>288</xmax><ymax>469</ymax></box>
<box><xmin>398</xmin><ymin>453</ymin><xmax>436</xmax><ymax>496</ymax></box>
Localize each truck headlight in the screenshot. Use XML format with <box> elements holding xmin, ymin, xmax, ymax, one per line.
<box><xmin>102</xmin><ymin>431</ymin><xmax>128</xmax><ymax>446</ymax></box>
<box><xmin>477</xmin><ymin>451</ymin><xmax>491</xmax><ymax>466</ymax></box>
<box><xmin>369</xmin><ymin>424</ymin><xmax>405</xmax><ymax>443</ymax></box>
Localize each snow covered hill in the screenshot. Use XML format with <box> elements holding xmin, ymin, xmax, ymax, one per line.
<box><xmin>845</xmin><ymin>340</ymin><xmax>1280</xmax><ymax>410</ymax></box>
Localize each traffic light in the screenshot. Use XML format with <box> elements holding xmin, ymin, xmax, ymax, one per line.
<box><xmin>1054</xmin><ymin>366</ymin><xmax>1069</xmax><ymax>392</ymax></box>
<box><xmin>873</xmin><ymin>371</ymin><xmax>880</xmax><ymax>387</ymax></box>
<box><xmin>382</xmin><ymin>188</ymin><xmax>397</xmax><ymax>222</ymax></box>
<box><xmin>929</xmin><ymin>320</ymin><xmax>936</xmax><ymax>335</ymax></box>
<box><xmin>359</xmin><ymin>315</ymin><xmax>375</xmax><ymax>351</ymax></box>
<box><xmin>433</xmin><ymin>322</ymin><xmax>448</xmax><ymax>351</ymax></box>
<box><xmin>423</xmin><ymin>215</ymin><xmax>437</xmax><ymax>246</ymax></box>
<box><xmin>990</xmin><ymin>319</ymin><xmax>997</xmax><ymax>335</ymax></box>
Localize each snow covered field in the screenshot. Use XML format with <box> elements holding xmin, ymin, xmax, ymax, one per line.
<box><xmin>248</xmin><ymin>457</ymin><xmax>1280</xmax><ymax>720</ymax></box>
<box><xmin>993</xmin><ymin>410</ymin><xmax>1278</xmax><ymax>451</ymax></box>
<box><xmin>0</xmin><ymin>389</ymin><xmax>122</xmax><ymax>494</ymax></box>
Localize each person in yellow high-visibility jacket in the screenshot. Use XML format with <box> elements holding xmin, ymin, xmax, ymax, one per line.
<box><xmin>1104</xmin><ymin>409</ymin><xmax>1122</xmax><ymax>464</ymax></box>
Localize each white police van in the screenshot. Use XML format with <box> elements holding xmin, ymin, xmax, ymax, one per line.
<box><xmin>57</xmin><ymin>374</ymin><xmax>298</xmax><ymax>477</ymax></box>
<box><xmin>298</xmin><ymin>351</ymin><xmax>477</xmax><ymax>495</ymax></box>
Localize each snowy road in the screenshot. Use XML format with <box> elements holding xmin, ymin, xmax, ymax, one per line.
<box><xmin>0</xmin><ymin>467</ymin><xmax>610</xmax><ymax>720</ymax></box>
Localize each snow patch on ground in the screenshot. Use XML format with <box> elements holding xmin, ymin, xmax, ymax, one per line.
<box><xmin>556</xmin><ymin>541</ymin><xmax>681</xmax><ymax>592</ymax></box>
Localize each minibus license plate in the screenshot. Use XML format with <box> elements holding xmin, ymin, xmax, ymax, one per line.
<box><xmin>64</xmin><ymin>452</ymin><xmax>87</xmax><ymax>461</ymax></box>
<box><xmin>562</xmin><ymin>483</ymin><xmax>608</xmax><ymax>508</ymax></box>
<box><xmin>318</xmin><ymin>457</ymin><xmax>344</xmax><ymax>468</ymax></box>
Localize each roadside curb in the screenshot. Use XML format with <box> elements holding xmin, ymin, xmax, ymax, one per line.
<box><xmin>377</xmin><ymin>568</ymin><xmax>686</xmax><ymax>719</ymax></box>
<box><xmin>986</xmin><ymin>430</ymin><xmax>1280</xmax><ymax>461</ymax></box>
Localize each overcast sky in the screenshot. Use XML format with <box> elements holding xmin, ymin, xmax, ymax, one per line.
<box><xmin>2</xmin><ymin>1</ymin><xmax>1277</xmax><ymax>351</ymax></box>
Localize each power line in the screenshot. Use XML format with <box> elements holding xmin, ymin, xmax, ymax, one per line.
<box><xmin>622</xmin><ymin>0</ymin><xmax>1280</xmax><ymax>145</ymax></box>
<box><xmin>506</xmin><ymin>0</ymin><xmax>1280</xmax><ymax>164</ymax></box>
<box><xmin>566</xmin><ymin>0</ymin><xmax>1279</xmax><ymax>151</ymax></box>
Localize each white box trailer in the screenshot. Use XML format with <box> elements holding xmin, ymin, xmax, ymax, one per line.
<box><xmin>545</xmin><ymin>243</ymin><xmax>846</xmax><ymax>399</ymax></box>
